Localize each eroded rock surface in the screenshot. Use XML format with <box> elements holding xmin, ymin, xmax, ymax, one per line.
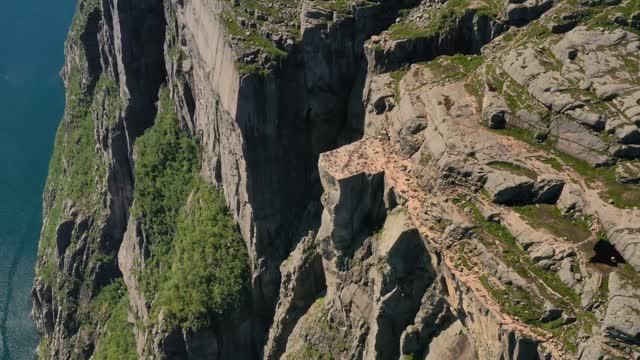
<box><xmin>34</xmin><ymin>0</ymin><xmax>640</xmax><ymax>358</ymax></box>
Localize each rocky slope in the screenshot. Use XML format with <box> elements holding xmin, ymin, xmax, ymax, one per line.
<box><xmin>33</xmin><ymin>0</ymin><xmax>640</xmax><ymax>358</ymax></box>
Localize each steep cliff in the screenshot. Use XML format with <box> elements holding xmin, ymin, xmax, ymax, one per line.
<box><xmin>33</xmin><ymin>0</ymin><xmax>640</xmax><ymax>358</ymax></box>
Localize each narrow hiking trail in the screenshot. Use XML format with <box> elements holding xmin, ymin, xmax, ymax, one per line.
<box><xmin>320</xmin><ymin>134</ymin><xmax>569</xmax><ymax>358</ymax></box>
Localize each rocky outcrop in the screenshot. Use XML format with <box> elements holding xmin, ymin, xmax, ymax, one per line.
<box><xmin>32</xmin><ymin>0</ymin><xmax>167</xmax><ymax>357</ymax></box>
<box><xmin>594</xmin><ymin>203</ymin><xmax>640</xmax><ymax>272</ymax></box>
<box><xmin>34</xmin><ymin>0</ymin><xmax>640</xmax><ymax>358</ymax></box>
<box><xmin>603</xmin><ymin>272</ymin><xmax>640</xmax><ymax>345</ymax></box>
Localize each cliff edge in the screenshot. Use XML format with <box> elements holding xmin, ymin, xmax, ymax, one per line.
<box><xmin>33</xmin><ymin>0</ymin><xmax>640</xmax><ymax>358</ymax></box>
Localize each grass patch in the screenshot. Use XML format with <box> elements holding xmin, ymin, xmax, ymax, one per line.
<box><xmin>294</xmin><ymin>297</ymin><xmax>348</xmax><ymax>359</ymax></box>
<box><xmin>493</xmin><ymin>126</ymin><xmax>640</xmax><ymax>209</ymax></box>
<box><xmin>513</xmin><ymin>204</ymin><xmax>592</xmax><ymax>243</ymax></box>
<box><xmin>602</xmin><ymin>181</ymin><xmax>640</xmax><ymax>209</ymax></box>
<box><xmin>476</xmin><ymin>0</ymin><xmax>503</xmax><ymax>16</ymax></box>
<box><xmin>323</xmin><ymin>0</ymin><xmax>351</xmax><ymax>14</ymax></box>
<box><xmin>479</xmin><ymin>275</ymin><xmax>544</xmax><ymax>323</ymax></box>
<box><xmin>458</xmin><ymin>199</ymin><xmax>593</xmax><ymax>353</ymax></box>
<box><xmin>220</xmin><ymin>12</ymin><xmax>287</xmax><ymax>75</ymax></box>
<box><xmin>501</xmin><ymin>77</ymin><xmax>540</xmax><ymax>113</ymax></box>
<box><xmin>422</xmin><ymin>54</ymin><xmax>484</xmax><ymax>81</ymax></box>
<box><xmin>459</xmin><ymin>199</ymin><xmax>580</xmax><ymax>303</ymax></box>
<box><xmin>84</xmin><ymin>279</ymin><xmax>128</xmax><ymax>326</ymax></box>
<box><xmin>390</xmin><ymin>69</ymin><xmax>408</xmax><ymax>102</ymax></box>
<box><xmin>92</xmin><ymin>295</ymin><xmax>137</xmax><ymax>360</ymax></box>
<box><xmin>388</xmin><ymin>0</ymin><xmax>473</xmax><ymax>40</ymax></box>
<box><xmin>617</xmin><ymin>262</ymin><xmax>640</xmax><ymax>288</ymax></box>
<box><xmin>487</xmin><ymin>160</ymin><xmax>537</xmax><ymax>179</ymax></box>
<box><xmin>553</xmin><ymin>155</ymin><xmax>640</xmax><ymax>209</ymax></box>
<box><xmin>540</xmin><ymin>156</ymin><xmax>563</xmax><ymax>171</ymax></box>
<box><xmin>459</xmin><ymin>199</ymin><xmax>519</xmax><ymax>248</ymax></box>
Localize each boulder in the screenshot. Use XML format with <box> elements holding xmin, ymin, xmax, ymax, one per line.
<box><xmin>557</xmin><ymin>258</ymin><xmax>579</xmax><ymax>289</ymax></box>
<box><xmin>533</xmin><ymin>175</ymin><xmax>565</xmax><ymax>204</ymax></box>
<box><xmin>549</xmin><ymin>118</ymin><xmax>613</xmax><ymax>167</ymax></box>
<box><xmin>530</xmin><ymin>244</ymin><xmax>555</xmax><ymax>262</ymax></box>
<box><xmin>482</xmin><ymin>91</ymin><xmax>510</xmax><ymax>129</ymax></box>
<box><xmin>505</xmin><ymin>0</ymin><xmax>553</xmax><ymax>26</ymax></box>
<box><xmin>539</xmin><ymin>301</ymin><xmax>563</xmax><ymax>322</ymax></box>
<box><xmin>557</xmin><ymin>183</ymin><xmax>585</xmax><ymax>214</ymax></box>
<box><xmin>484</xmin><ymin>171</ymin><xmax>535</xmax><ymax>205</ymax></box>
<box><xmin>616</xmin><ymin>162</ymin><xmax>640</xmax><ymax>184</ymax></box>
<box><xmin>595</xmin><ymin>204</ymin><xmax>640</xmax><ymax>271</ymax></box>
<box><xmin>603</xmin><ymin>272</ymin><xmax>640</xmax><ymax>344</ymax></box>
<box><xmin>615</xmin><ymin>124</ymin><xmax>640</xmax><ymax>145</ymax></box>
<box><xmin>580</xmin><ymin>272</ymin><xmax>602</xmax><ymax>309</ymax></box>
<box><xmin>565</xmin><ymin>108</ymin><xmax>605</xmax><ymax>131</ymax></box>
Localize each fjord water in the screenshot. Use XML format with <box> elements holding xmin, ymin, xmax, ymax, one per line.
<box><xmin>0</xmin><ymin>1</ymin><xmax>75</xmax><ymax>359</ymax></box>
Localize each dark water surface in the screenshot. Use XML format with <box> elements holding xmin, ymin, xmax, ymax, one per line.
<box><xmin>0</xmin><ymin>1</ymin><xmax>75</xmax><ymax>359</ymax></box>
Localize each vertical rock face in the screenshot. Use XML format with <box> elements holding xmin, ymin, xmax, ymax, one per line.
<box><xmin>33</xmin><ymin>0</ymin><xmax>167</xmax><ymax>357</ymax></box>
<box><xmin>34</xmin><ymin>0</ymin><xmax>640</xmax><ymax>359</ymax></box>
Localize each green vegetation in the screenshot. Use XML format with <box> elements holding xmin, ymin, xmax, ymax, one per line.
<box><xmin>92</xmin><ymin>296</ymin><xmax>137</xmax><ymax>360</ymax></box>
<box><xmin>153</xmin><ymin>180</ymin><xmax>250</xmax><ymax>330</ymax></box>
<box><xmin>323</xmin><ymin>0</ymin><xmax>351</xmax><ymax>14</ymax></box>
<box><xmin>38</xmin><ymin>257</ymin><xmax>58</xmax><ymax>286</ymax></box>
<box><xmin>47</xmin><ymin>69</ymin><xmax>103</xmax><ymax>206</ymax></box>
<box><xmin>513</xmin><ymin>204</ymin><xmax>592</xmax><ymax>243</ymax></box>
<box><xmin>619</xmin><ymin>262</ymin><xmax>640</xmax><ymax>288</ymax></box>
<box><xmin>511</xmin><ymin>21</ymin><xmax>552</xmax><ymax>47</ymax></box>
<box><xmin>487</xmin><ymin>160</ymin><xmax>537</xmax><ymax>179</ymax></box>
<box><xmin>551</xmin><ymin>154</ymin><xmax>640</xmax><ymax>209</ymax></box>
<box><xmin>458</xmin><ymin>198</ymin><xmax>519</xmax><ymax>248</ymax></box>
<box><xmin>220</xmin><ymin>11</ymin><xmax>287</xmax><ymax>74</ymax></box>
<box><xmin>540</xmin><ymin>156</ymin><xmax>563</xmax><ymax>171</ymax></box>
<box><xmin>389</xmin><ymin>0</ymin><xmax>471</xmax><ymax>40</ymax></box>
<box><xmin>68</xmin><ymin>0</ymin><xmax>101</xmax><ymax>39</ymax></box>
<box><xmin>502</xmin><ymin>78</ymin><xmax>542</xmax><ymax>114</ymax></box>
<box><xmin>302</xmin><ymin>344</ymin><xmax>335</xmax><ymax>360</ymax></box>
<box><xmin>390</xmin><ymin>69</ymin><xmax>408</xmax><ymax>102</ymax></box>
<box><xmin>602</xmin><ymin>181</ymin><xmax>640</xmax><ymax>209</ymax></box>
<box><xmin>133</xmin><ymin>87</ymin><xmax>201</xmax><ymax>297</ymax></box>
<box><xmin>458</xmin><ymin>198</ymin><xmax>585</xmax><ymax>350</ymax></box>
<box><xmin>585</xmin><ymin>0</ymin><xmax>640</xmax><ymax>33</ymax></box>
<box><xmin>476</xmin><ymin>0</ymin><xmax>504</xmax><ymax>16</ymax></box>
<box><xmin>493</xmin><ymin>122</ymin><xmax>640</xmax><ymax>209</ymax></box>
<box><xmin>458</xmin><ymin>242</ymin><xmax>473</xmax><ymax>270</ymax></box>
<box><xmin>388</xmin><ymin>0</ymin><xmax>501</xmax><ymax>40</ymax></box>
<box><xmin>94</xmin><ymin>75</ymin><xmax>124</xmax><ymax>127</ymax></box>
<box><xmin>133</xmin><ymin>88</ymin><xmax>250</xmax><ymax>331</ymax></box>
<box><xmin>38</xmin><ymin>71</ymin><xmax>121</xmax><ymax>288</ymax></box>
<box><xmin>295</xmin><ymin>297</ymin><xmax>347</xmax><ymax>359</ymax></box>
<box><xmin>479</xmin><ymin>275</ymin><xmax>544</xmax><ymax>323</ymax></box>
<box><xmin>223</xmin><ymin>14</ymin><xmax>288</xmax><ymax>58</ymax></box>
<box><xmin>485</xmin><ymin>64</ymin><xmax>541</xmax><ymax>114</ymax></box>
<box><xmin>85</xmin><ymin>279</ymin><xmax>128</xmax><ymax>326</ymax></box>
<box><xmin>422</xmin><ymin>54</ymin><xmax>484</xmax><ymax>81</ymax></box>
<box><xmin>238</xmin><ymin>62</ymin><xmax>265</xmax><ymax>75</ymax></box>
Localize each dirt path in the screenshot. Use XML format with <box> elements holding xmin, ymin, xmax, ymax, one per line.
<box><xmin>321</xmin><ymin>135</ymin><xmax>569</xmax><ymax>358</ymax></box>
<box><xmin>320</xmin><ymin>72</ymin><xmax>578</xmax><ymax>357</ymax></box>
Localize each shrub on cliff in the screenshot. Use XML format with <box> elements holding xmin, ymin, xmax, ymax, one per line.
<box><xmin>155</xmin><ymin>180</ymin><xmax>250</xmax><ymax>330</ymax></box>
<box><xmin>133</xmin><ymin>87</ymin><xmax>250</xmax><ymax>331</ymax></box>
<box><xmin>133</xmin><ymin>87</ymin><xmax>200</xmax><ymax>296</ymax></box>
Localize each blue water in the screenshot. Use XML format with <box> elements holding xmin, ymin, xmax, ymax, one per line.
<box><xmin>0</xmin><ymin>1</ymin><xmax>75</xmax><ymax>359</ymax></box>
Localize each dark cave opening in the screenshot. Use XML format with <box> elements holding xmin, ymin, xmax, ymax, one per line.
<box><xmin>590</xmin><ymin>240</ymin><xmax>626</xmax><ymax>267</ymax></box>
